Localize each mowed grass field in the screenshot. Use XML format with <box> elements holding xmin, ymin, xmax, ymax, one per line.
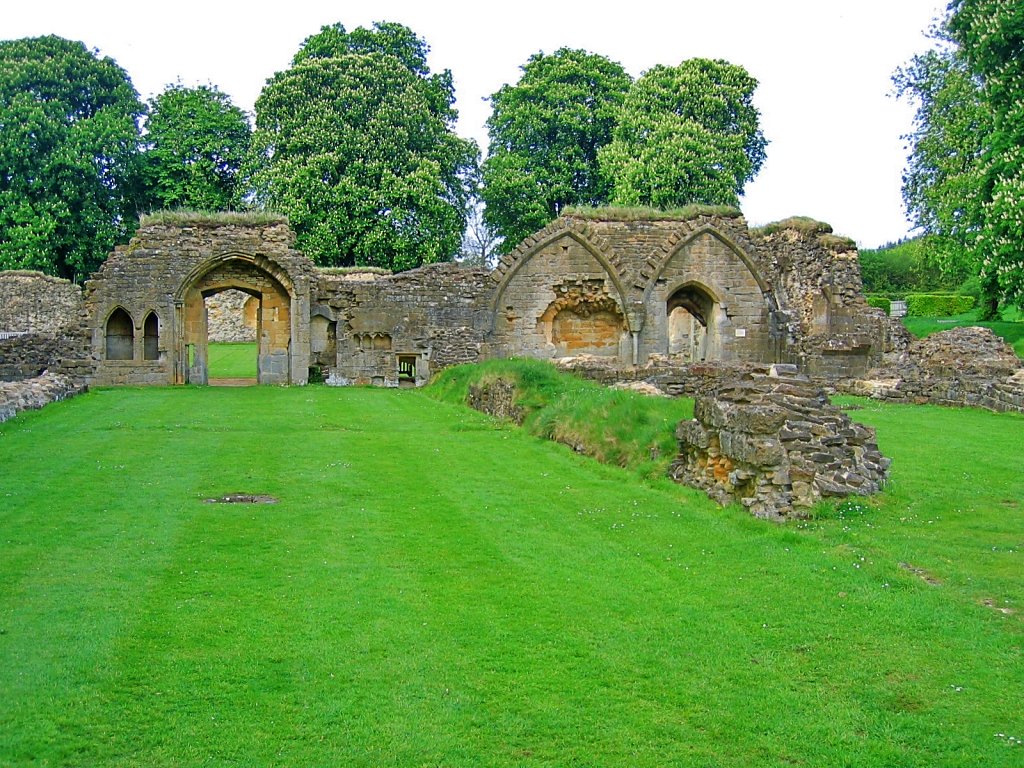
<box><xmin>0</xmin><ymin>384</ymin><xmax>1022</xmax><ymax>766</ymax></box>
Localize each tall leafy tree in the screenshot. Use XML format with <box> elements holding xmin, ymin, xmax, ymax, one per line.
<box><xmin>142</xmin><ymin>84</ymin><xmax>251</xmax><ymax>211</ymax></box>
<box><xmin>894</xmin><ymin>43</ymin><xmax>992</xmax><ymax>297</ymax></box>
<box><xmin>947</xmin><ymin>0</ymin><xmax>1024</xmax><ymax>310</ymax></box>
<box><xmin>598</xmin><ymin>58</ymin><xmax>767</xmax><ymax>209</ymax></box>
<box><xmin>248</xmin><ymin>22</ymin><xmax>477</xmax><ymax>270</ymax></box>
<box><xmin>481</xmin><ymin>48</ymin><xmax>632</xmax><ymax>248</ymax></box>
<box><xmin>898</xmin><ymin>1</ymin><xmax>1024</xmax><ymax>313</ymax></box>
<box><xmin>0</xmin><ymin>35</ymin><xmax>145</xmax><ymax>280</ymax></box>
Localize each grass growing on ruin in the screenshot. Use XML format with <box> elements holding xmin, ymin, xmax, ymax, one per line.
<box><xmin>207</xmin><ymin>342</ymin><xmax>257</xmax><ymax>379</ymax></box>
<box><xmin>0</xmin><ymin>386</ymin><xmax>1021</xmax><ymax>767</ymax></box>
<box><xmin>426</xmin><ymin>358</ymin><xmax>693</xmax><ymax>477</ymax></box>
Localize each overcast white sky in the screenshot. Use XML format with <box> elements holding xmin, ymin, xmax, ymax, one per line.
<box><xmin>5</xmin><ymin>0</ymin><xmax>947</xmax><ymax>248</ymax></box>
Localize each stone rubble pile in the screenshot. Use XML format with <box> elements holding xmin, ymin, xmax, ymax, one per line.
<box><xmin>0</xmin><ymin>372</ymin><xmax>87</xmax><ymax>424</ymax></box>
<box><xmin>845</xmin><ymin>326</ymin><xmax>1024</xmax><ymax>413</ymax></box>
<box><xmin>670</xmin><ymin>364</ymin><xmax>890</xmax><ymax>520</ymax></box>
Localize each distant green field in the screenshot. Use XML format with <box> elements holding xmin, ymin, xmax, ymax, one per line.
<box><xmin>207</xmin><ymin>342</ymin><xmax>257</xmax><ymax>378</ymax></box>
<box><xmin>0</xmin><ymin>385</ymin><xmax>1021</xmax><ymax>766</ymax></box>
<box><xmin>902</xmin><ymin>308</ymin><xmax>1024</xmax><ymax>358</ymax></box>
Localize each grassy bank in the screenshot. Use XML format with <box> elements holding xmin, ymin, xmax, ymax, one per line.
<box><xmin>426</xmin><ymin>358</ymin><xmax>694</xmax><ymax>477</ymax></box>
<box><xmin>0</xmin><ymin>385</ymin><xmax>1021</xmax><ymax>766</ymax></box>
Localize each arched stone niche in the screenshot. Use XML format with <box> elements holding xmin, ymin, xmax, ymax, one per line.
<box><xmin>642</xmin><ymin>229</ymin><xmax>774</xmax><ymax>363</ymax></box>
<box><xmin>491</xmin><ymin>231</ymin><xmax>632</xmax><ymax>363</ymax></box>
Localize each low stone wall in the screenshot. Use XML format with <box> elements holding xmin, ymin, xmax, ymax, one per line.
<box><xmin>0</xmin><ymin>372</ymin><xmax>87</xmax><ymax>424</ymax></box>
<box><xmin>466</xmin><ymin>378</ymin><xmax>524</xmax><ymax>423</ymax></box>
<box><xmin>670</xmin><ymin>364</ymin><xmax>890</xmax><ymax>520</ymax></box>
<box><xmin>0</xmin><ymin>333</ymin><xmax>82</xmax><ymax>381</ymax></box>
<box><xmin>844</xmin><ymin>326</ymin><xmax>1024</xmax><ymax>414</ymax></box>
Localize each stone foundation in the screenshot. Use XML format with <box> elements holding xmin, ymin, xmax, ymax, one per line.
<box><xmin>0</xmin><ymin>372</ymin><xmax>87</xmax><ymax>424</ymax></box>
<box><xmin>845</xmin><ymin>326</ymin><xmax>1024</xmax><ymax>414</ymax></box>
<box><xmin>670</xmin><ymin>364</ymin><xmax>890</xmax><ymax>519</ymax></box>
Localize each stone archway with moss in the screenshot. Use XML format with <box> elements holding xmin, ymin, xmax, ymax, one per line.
<box><xmin>83</xmin><ymin>213</ymin><xmax>315</xmax><ymax>387</ymax></box>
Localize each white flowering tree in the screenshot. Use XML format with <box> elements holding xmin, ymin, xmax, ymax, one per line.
<box><xmin>598</xmin><ymin>58</ymin><xmax>767</xmax><ymax>209</ymax></box>
<box><xmin>901</xmin><ymin>0</ymin><xmax>1024</xmax><ymax>314</ymax></box>
<box><xmin>248</xmin><ymin>23</ymin><xmax>478</xmax><ymax>271</ymax></box>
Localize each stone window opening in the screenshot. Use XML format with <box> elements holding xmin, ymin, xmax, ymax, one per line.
<box><xmin>105</xmin><ymin>307</ymin><xmax>134</xmax><ymax>360</ymax></box>
<box><xmin>143</xmin><ymin>312</ymin><xmax>160</xmax><ymax>361</ymax></box>
<box><xmin>397</xmin><ymin>355</ymin><xmax>417</xmax><ymax>383</ymax></box>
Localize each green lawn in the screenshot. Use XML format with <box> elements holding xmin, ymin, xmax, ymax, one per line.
<box><xmin>0</xmin><ymin>386</ymin><xmax>1021</xmax><ymax>766</ymax></box>
<box><xmin>902</xmin><ymin>307</ymin><xmax>1024</xmax><ymax>358</ymax></box>
<box><xmin>208</xmin><ymin>342</ymin><xmax>257</xmax><ymax>378</ymax></box>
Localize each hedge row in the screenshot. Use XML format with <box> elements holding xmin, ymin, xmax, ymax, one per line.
<box><xmin>906</xmin><ymin>293</ymin><xmax>975</xmax><ymax>317</ymax></box>
<box><xmin>866</xmin><ymin>296</ymin><xmax>891</xmax><ymax>313</ymax></box>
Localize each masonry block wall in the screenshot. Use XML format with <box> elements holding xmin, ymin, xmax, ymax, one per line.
<box><xmin>3</xmin><ymin>210</ymin><xmax>883</xmax><ymax>390</ymax></box>
<box><xmin>82</xmin><ymin>218</ymin><xmax>315</xmax><ymax>386</ymax></box>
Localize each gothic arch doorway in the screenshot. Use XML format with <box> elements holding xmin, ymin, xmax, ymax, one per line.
<box><xmin>667</xmin><ymin>283</ymin><xmax>720</xmax><ymax>362</ymax></box>
<box><xmin>177</xmin><ymin>255</ymin><xmax>294</xmax><ymax>385</ymax></box>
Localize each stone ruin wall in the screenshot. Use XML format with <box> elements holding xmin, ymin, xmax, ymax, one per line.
<box><xmin>845</xmin><ymin>325</ymin><xmax>1024</xmax><ymax>414</ymax></box>
<box><xmin>0</xmin><ymin>271</ymin><xmax>90</xmax><ymax>423</ymax></box>
<box><xmin>206</xmin><ymin>289</ymin><xmax>258</xmax><ymax>342</ymax></box>
<box><xmin>316</xmin><ymin>263</ymin><xmax>493</xmax><ymax>387</ymax></box>
<box><xmin>670</xmin><ymin>364</ymin><xmax>891</xmax><ymax>519</ymax></box>
<box><xmin>82</xmin><ymin>219</ymin><xmax>316</xmax><ymax>386</ymax></box>
<box><xmin>0</xmin><ymin>271</ymin><xmax>83</xmax><ymax>335</ymax></box>
<box><xmin>750</xmin><ymin>226</ymin><xmax>888</xmax><ymax>379</ymax></box>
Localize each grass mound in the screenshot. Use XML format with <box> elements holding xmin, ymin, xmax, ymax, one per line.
<box><xmin>140</xmin><ymin>210</ymin><xmax>288</xmax><ymax>227</ymax></box>
<box><xmin>426</xmin><ymin>358</ymin><xmax>693</xmax><ymax>477</ymax></box>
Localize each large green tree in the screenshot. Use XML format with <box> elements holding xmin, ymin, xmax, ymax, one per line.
<box><xmin>481</xmin><ymin>48</ymin><xmax>632</xmax><ymax>248</ymax></box>
<box><xmin>248</xmin><ymin>22</ymin><xmax>477</xmax><ymax>270</ymax></box>
<box><xmin>0</xmin><ymin>35</ymin><xmax>145</xmax><ymax>280</ymax></box>
<box><xmin>947</xmin><ymin>0</ymin><xmax>1024</xmax><ymax>310</ymax></box>
<box><xmin>898</xmin><ymin>1</ymin><xmax>1024</xmax><ymax>314</ymax></box>
<box><xmin>598</xmin><ymin>58</ymin><xmax>767</xmax><ymax>209</ymax></box>
<box><xmin>142</xmin><ymin>84</ymin><xmax>251</xmax><ymax>211</ymax></box>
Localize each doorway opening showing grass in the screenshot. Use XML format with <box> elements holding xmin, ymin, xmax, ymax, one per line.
<box><xmin>205</xmin><ymin>289</ymin><xmax>259</xmax><ymax>383</ymax></box>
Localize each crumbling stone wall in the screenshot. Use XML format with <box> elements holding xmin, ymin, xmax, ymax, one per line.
<box><xmin>318</xmin><ymin>263</ymin><xmax>492</xmax><ymax>387</ymax></box>
<box><xmin>488</xmin><ymin>213</ymin><xmax>883</xmax><ymax>378</ymax></box>
<box><xmin>0</xmin><ymin>372</ymin><xmax>86</xmax><ymax>424</ymax></box>
<box><xmin>83</xmin><ymin>217</ymin><xmax>315</xmax><ymax>385</ymax></box>
<box><xmin>24</xmin><ymin>210</ymin><xmax>887</xmax><ymax>392</ymax></box>
<box><xmin>751</xmin><ymin>222</ymin><xmax>887</xmax><ymax>378</ymax></box>
<box><xmin>0</xmin><ymin>334</ymin><xmax>82</xmax><ymax>381</ymax></box>
<box><xmin>206</xmin><ymin>289</ymin><xmax>257</xmax><ymax>342</ymax></box>
<box><xmin>0</xmin><ymin>271</ymin><xmax>82</xmax><ymax>334</ymax></box>
<box><xmin>670</xmin><ymin>364</ymin><xmax>890</xmax><ymax>519</ymax></box>
<box><xmin>846</xmin><ymin>326</ymin><xmax>1024</xmax><ymax>413</ymax></box>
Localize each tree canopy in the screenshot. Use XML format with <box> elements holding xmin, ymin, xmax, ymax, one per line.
<box><xmin>899</xmin><ymin>0</ymin><xmax>1024</xmax><ymax>313</ymax></box>
<box><xmin>248</xmin><ymin>22</ymin><xmax>477</xmax><ymax>271</ymax></box>
<box><xmin>141</xmin><ymin>84</ymin><xmax>251</xmax><ymax>212</ymax></box>
<box><xmin>480</xmin><ymin>48</ymin><xmax>632</xmax><ymax>249</ymax></box>
<box><xmin>598</xmin><ymin>58</ymin><xmax>767</xmax><ymax>209</ymax></box>
<box><xmin>0</xmin><ymin>35</ymin><xmax>145</xmax><ymax>280</ymax></box>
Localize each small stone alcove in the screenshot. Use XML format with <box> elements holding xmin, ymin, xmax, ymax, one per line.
<box><xmin>539</xmin><ymin>280</ymin><xmax>626</xmax><ymax>358</ymax></box>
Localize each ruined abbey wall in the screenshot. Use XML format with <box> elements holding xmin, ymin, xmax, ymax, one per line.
<box><xmin>82</xmin><ymin>218</ymin><xmax>315</xmax><ymax>386</ymax></box>
<box><xmin>1</xmin><ymin>211</ymin><xmax>891</xmax><ymax>396</ymax></box>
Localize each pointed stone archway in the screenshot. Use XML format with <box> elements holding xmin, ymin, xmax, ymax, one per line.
<box><xmin>175</xmin><ymin>253</ymin><xmax>301</xmax><ymax>385</ymax></box>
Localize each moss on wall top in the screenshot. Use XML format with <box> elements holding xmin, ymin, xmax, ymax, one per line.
<box><xmin>563</xmin><ymin>204</ymin><xmax>743</xmax><ymax>222</ymax></box>
<box><xmin>140</xmin><ymin>210</ymin><xmax>289</xmax><ymax>228</ymax></box>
